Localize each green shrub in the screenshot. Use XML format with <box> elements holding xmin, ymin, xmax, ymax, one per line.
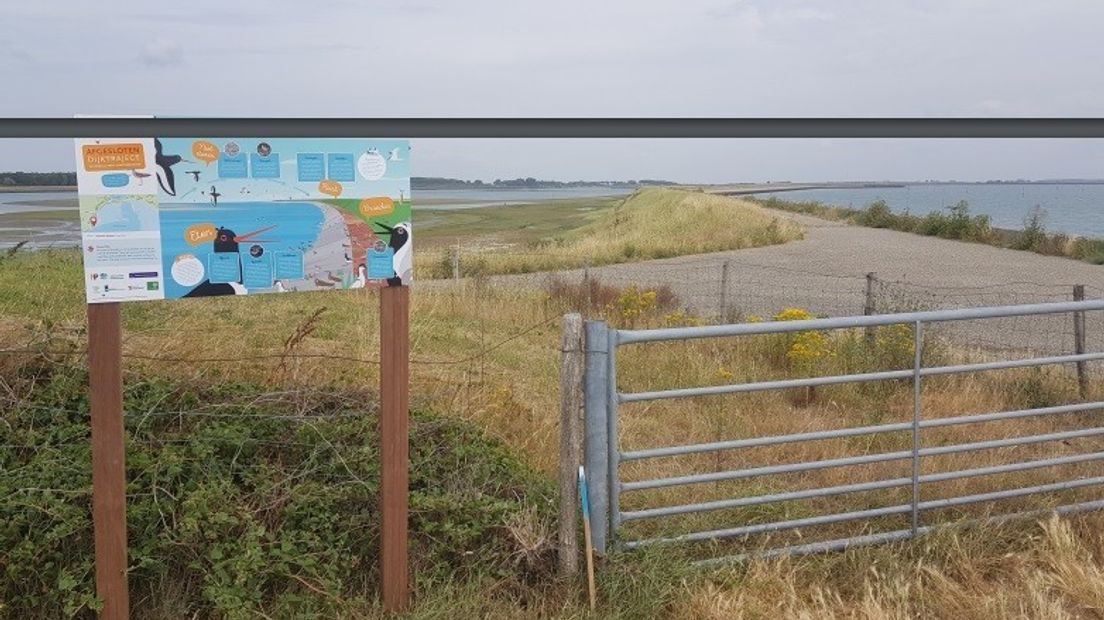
<box><xmin>1071</xmin><ymin>238</ymin><xmax>1104</xmax><ymax>264</ymax></box>
<box><xmin>1014</xmin><ymin>207</ymin><xmax>1049</xmax><ymax>252</ymax></box>
<box><xmin>0</xmin><ymin>363</ymin><xmax>555</xmax><ymax>618</ymax></box>
<box><xmin>855</xmin><ymin>200</ymin><xmax>901</xmax><ymax>229</ymax></box>
<box><xmin>910</xmin><ymin>201</ymin><xmax>992</xmax><ymax>242</ymax></box>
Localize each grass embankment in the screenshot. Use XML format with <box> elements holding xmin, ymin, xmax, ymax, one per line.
<box><xmin>5</xmin><ymin>249</ymin><xmax>1104</xmax><ymax>617</ymax></box>
<box><xmin>756</xmin><ymin>195</ymin><xmax>1104</xmax><ymax>264</ymax></box>
<box><xmin>415</xmin><ymin>188</ymin><xmax>802</xmax><ymax>278</ymax></box>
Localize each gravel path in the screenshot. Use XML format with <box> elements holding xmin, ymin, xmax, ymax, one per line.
<box><xmin>456</xmin><ymin>212</ymin><xmax>1104</xmax><ymax>354</ymax></box>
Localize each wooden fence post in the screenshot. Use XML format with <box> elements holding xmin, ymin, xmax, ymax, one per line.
<box><xmin>719</xmin><ymin>261</ymin><xmax>731</xmax><ymax>322</ymax></box>
<box><xmin>380</xmin><ymin>285</ymin><xmax>410</xmax><ymax>612</ymax></box>
<box><xmin>87</xmin><ymin>302</ymin><xmax>128</xmax><ymax>620</ymax></box>
<box><xmin>583</xmin><ymin>259</ymin><xmax>592</xmax><ymax>313</ymax></box>
<box><xmin>452</xmin><ymin>242</ymin><xmax>460</xmax><ymax>283</ymax></box>
<box><xmin>558</xmin><ymin>313</ymin><xmax>584</xmax><ymax>576</ymax></box>
<box><xmin>864</xmin><ymin>272</ymin><xmax>877</xmax><ymax>346</ymax></box>
<box><xmin>1074</xmin><ymin>284</ymin><xmax>1089</xmax><ymax>400</ymax></box>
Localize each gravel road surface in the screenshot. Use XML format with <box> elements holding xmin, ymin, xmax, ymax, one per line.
<box><xmin>456</xmin><ymin>212</ymin><xmax>1104</xmax><ymax>355</ymax></box>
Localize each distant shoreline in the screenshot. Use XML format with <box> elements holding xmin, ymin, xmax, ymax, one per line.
<box><xmin>0</xmin><ymin>185</ymin><xmax>77</xmax><ymax>193</ymax></box>
<box><xmin>5</xmin><ymin>180</ymin><xmax>1104</xmax><ymax>195</ymax></box>
<box><xmin>701</xmin><ymin>180</ymin><xmax>1104</xmax><ymax>197</ymax></box>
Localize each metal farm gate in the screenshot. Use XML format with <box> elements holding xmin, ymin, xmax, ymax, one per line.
<box><xmin>582</xmin><ymin>299</ymin><xmax>1104</xmax><ymax>564</ymax></box>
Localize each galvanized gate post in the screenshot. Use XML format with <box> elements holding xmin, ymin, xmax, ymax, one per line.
<box><xmin>911</xmin><ymin>320</ymin><xmax>924</xmax><ymax>536</ymax></box>
<box><xmin>584</xmin><ymin>320</ymin><xmax>610</xmax><ymax>554</ymax></box>
<box><xmin>606</xmin><ymin>327</ymin><xmax>621</xmax><ymax>549</ymax></box>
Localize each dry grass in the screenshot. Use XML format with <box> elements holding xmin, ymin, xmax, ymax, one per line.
<box><xmin>414</xmin><ymin>187</ymin><xmax>803</xmax><ymax>278</ymax></box>
<box><xmin>5</xmin><ymin>246</ymin><xmax>1104</xmax><ymax>617</ymax></box>
<box><xmin>675</xmin><ymin>514</ymin><xmax>1104</xmax><ymax>619</ymax></box>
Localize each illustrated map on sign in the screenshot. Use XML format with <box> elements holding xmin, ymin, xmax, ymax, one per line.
<box><xmin>74</xmin><ymin>137</ymin><xmax>412</xmax><ymax>303</ymax></box>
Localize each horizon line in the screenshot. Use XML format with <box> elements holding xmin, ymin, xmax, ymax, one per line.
<box><xmin>5</xmin><ymin>117</ymin><xmax>1104</xmax><ymax>138</ymax></box>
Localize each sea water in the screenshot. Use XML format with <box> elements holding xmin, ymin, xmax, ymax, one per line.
<box><xmin>158</xmin><ymin>202</ymin><xmax>324</xmax><ymax>299</ymax></box>
<box><xmin>757</xmin><ymin>184</ymin><xmax>1104</xmax><ymax>237</ymax></box>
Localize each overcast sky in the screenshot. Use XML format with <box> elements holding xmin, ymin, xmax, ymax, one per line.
<box><xmin>3</xmin><ymin>0</ymin><xmax>1104</xmax><ymax>182</ymax></box>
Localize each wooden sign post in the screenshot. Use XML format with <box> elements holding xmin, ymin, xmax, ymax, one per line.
<box><xmin>87</xmin><ymin>302</ymin><xmax>129</xmax><ymax>620</ymax></box>
<box><xmin>380</xmin><ymin>285</ymin><xmax>411</xmax><ymax>611</ymax></box>
<box><xmin>74</xmin><ymin>134</ymin><xmax>413</xmax><ymax>615</ymax></box>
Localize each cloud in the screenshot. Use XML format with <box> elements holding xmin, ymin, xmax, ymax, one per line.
<box><xmin>5</xmin><ymin>0</ymin><xmax>1104</xmax><ymax>178</ymax></box>
<box><xmin>140</xmin><ymin>38</ymin><xmax>182</xmax><ymax>67</ymax></box>
<box><xmin>773</xmin><ymin>7</ymin><xmax>834</xmax><ymax>22</ymax></box>
<box><xmin>2</xmin><ymin>43</ymin><xmax>35</xmax><ymax>64</ymax></box>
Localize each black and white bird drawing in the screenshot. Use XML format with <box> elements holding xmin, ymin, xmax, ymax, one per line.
<box><xmin>374</xmin><ymin>221</ymin><xmax>412</xmax><ymax>286</ymax></box>
<box><xmin>154</xmin><ymin>138</ymin><xmax>186</xmax><ymax>196</ymax></box>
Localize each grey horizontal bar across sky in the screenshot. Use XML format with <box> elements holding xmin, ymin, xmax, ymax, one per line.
<box><xmin>4</xmin><ymin>118</ymin><xmax>1104</xmax><ymax>138</ymax></box>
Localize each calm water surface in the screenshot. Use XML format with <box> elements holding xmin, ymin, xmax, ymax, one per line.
<box><xmin>756</xmin><ymin>184</ymin><xmax>1104</xmax><ymax>237</ymax></box>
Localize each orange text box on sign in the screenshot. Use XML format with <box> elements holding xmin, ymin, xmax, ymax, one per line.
<box><xmin>319</xmin><ymin>180</ymin><xmax>343</xmax><ymax>197</ymax></box>
<box><xmin>192</xmin><ymin>141</ymin><xmax>220</xmax><ymax>164</ymax></box>
<box><xmin>82</xmin><ymin>143</ymin><xmax>146</xmax><ymax>172</ymax></box>
<box><xmin>185</xmin><ymin>223</ymin><xmax>217</xmax><ymax>246</ymax></box>
<box><xmin>359</xmin><ymin>197</ymin><xmax>395</xmax><ymax>217</ymax></box>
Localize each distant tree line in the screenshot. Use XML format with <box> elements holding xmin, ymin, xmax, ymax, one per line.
<box><xmin>412</xmin><ymin>176</ymin><xmax>674</xmax><ymax>190</ymax></box>
<box><xmin>0</xmin><ymin>172</ymin><xmax>77</xmax><ymax>186</ymax></box>
<box><xmin>0</xmin><ymin>172</ymin><xmax>676</xmax><ymax>189</ymax></box>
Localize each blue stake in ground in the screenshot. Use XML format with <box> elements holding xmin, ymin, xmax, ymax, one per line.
<box><xmin>578</xmin><ymin>466</ymin><xmax>597</xmax><ymax>609</ymax></box>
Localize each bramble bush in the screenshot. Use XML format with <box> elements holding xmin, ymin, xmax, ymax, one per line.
<box><xmin>0</xmin><ymin>360</ymin><xmax>555</xmax><ymax>618</ymax></box>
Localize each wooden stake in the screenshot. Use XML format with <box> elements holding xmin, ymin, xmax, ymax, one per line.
<box><xmin>719</xmin><ymin>261</ymin><xmax>730</xmax><ymax>322</ymax></box>
<box><xmin>87</xmin><ymin>302</ymin><xmax>128</xmax><ymax>620</ymax></box>
<box><xmin>864</xmin><ymin>272</ymin><xmax>877</xmax><ymax>347</ymax></box>
<box><xmin>1074</xmin><ymin>284</ymin><xmax>1088</xmax><ymax>400</ymax></box>
<box><xmin>380</xmin><ymin>285</ymin><xmax>410</xmax><ymax>612</ymax></box>
<box><xmin>558</xmin><ymin>314</ymin><xmax>584</xmax><ymax>576</ymax></box>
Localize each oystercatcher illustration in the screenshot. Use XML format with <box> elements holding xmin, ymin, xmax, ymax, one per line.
<box><xmin>373</xmin><ymin>221</ymin><xmax>412</xmax><ymax>286</ymax></box>
<box><xmin>130</xmin><ymin>169</ymin><xmax>151</xmax><ymax>186</ymax></box>
<box><xmin>212</xmin><ymin>225</ymin><xmax>274</xmax><ymax>253</ymax></box>
<box><xmin>183</xmin><ymin>224</ymin><xmax>277</xmax><ymax>297</ymax></box>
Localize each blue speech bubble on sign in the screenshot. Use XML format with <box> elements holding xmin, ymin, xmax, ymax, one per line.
<box><xmin>101</xmin><ymin>173</ymin><xmax>130</xmax><ymax>188</ymax></box>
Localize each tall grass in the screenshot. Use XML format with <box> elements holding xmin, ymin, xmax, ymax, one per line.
<box><xmin>415</xmin><ymin>188</ymin><xmax>802</xmax><ymax>278</ymax></box>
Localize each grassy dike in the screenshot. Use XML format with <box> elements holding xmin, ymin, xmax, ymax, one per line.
<box><xmin>415</xmin><ymin>188</ymin><xmax>803</xmax><ymax>278</ymax></box>
<box><xmin>6</xmin><ymin>199</ymin><xmax>1104</xmax><ymax>616</ymax></box>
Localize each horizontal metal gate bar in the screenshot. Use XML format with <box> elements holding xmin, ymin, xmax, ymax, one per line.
<box><xmin>620</xmin><ymin>351</ymin><xmax>1104</xmax><ymax>403</ymax></box>
<box><xmin>621</xmin><ymin>401</ymin><xmax>1104</xmax><ymax>461</ymax></box>
<box><xmin>616</xmin><ymin>299</ymin><xmax>1104</xmax><ymax>345</ymax></box>
<box><xmin>628</xmin><ymin>476</ymin><xmax>1104</xmax><ymax>549</ymax></box>
<box><xmin>622</xmin><ymin>451</ymin><xmax>1104</xmax><ymax>522</ymax></box>
<box><xmin>696</xmin><ymin>497</ymin><xmax>1104</xmax><ymax>566</ymax></box>
<box><xmin>624</xmin><ymin>426</ymin><xmax>1104</xmax><ymax>492</ymax></box>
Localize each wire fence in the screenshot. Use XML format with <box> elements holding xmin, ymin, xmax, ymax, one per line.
<box><xmin>435</xmin><ymin>250</ymin><xmax>1098</xmax><ymax>361</ymax></box>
